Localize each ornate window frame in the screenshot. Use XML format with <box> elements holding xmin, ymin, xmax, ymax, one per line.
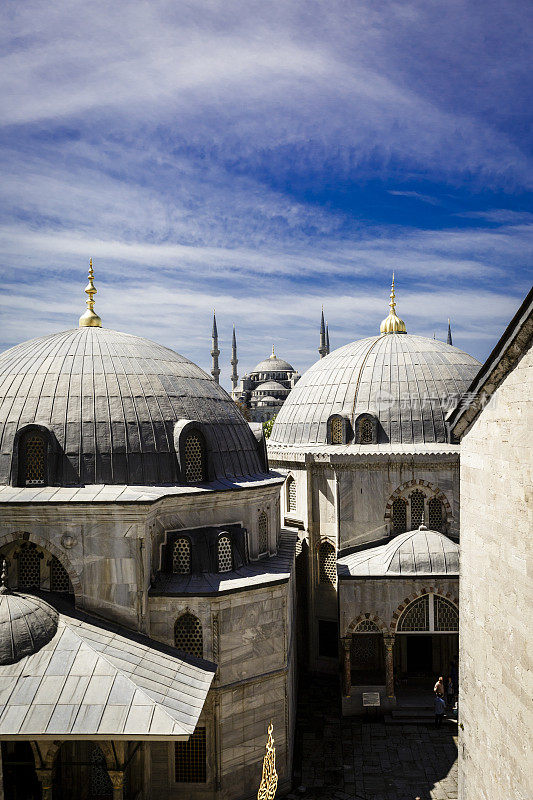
<box><xmin>326</xmin><ymin>414</ymin><xmax>351</xmax><ymax>445</ymax></box>
<box><xmin>12</xmin><ymin>424</ymin><xmax>58</xmax><ymax>488</ymax></box>
<box><xmin>353</xmin><ymin>413</ymin><xmax>378</xmax><ymax>444</ymax></box>
<box><xmin>385</xmin><ymin>479</ymin><xmax>453</xmax><ymax>534</ymax></box>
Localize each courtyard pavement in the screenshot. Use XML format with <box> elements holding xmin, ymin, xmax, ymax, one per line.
<box><xmin>289</xmin><ymin>675</ymin><xmax>458</xmax><ymax>800</ymax></box>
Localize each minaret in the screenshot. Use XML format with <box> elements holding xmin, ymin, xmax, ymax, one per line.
<box><xmin>319</xmin><ymin>307</ymin><xmax>327</xmax><ymax>358</ymax></box>
<box><xmin>325</xmin><ymin>322</ymin><xmax>330</xmax><ymax>355</ymax></box>
<box><xmin>211</xmin><ymin>310</ymin><xmax>220</xmax><ymax>384</ymax></box>
<box><xmin>231</xmin><ymin>324</ymin><xmax>239</xmax><ymax>390</ymax></box>
<box><xmin>79</xmin><ymin>259</ymin><xmax>102</xmax><ymax>328</ymax></box>
<box><xmin>447</xmin><ymin>318</ymin><xmax>453</xmax><ymax>346</ymax></box>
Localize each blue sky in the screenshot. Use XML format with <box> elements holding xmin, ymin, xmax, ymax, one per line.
<box><xmin>1</xmin><ymin>0</ymin><xmax>531</xmax><ymax>388</ymax></box>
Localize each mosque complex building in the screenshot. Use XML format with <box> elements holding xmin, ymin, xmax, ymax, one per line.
<box><xmin>0</xmin><ymin>261</ymin><xmax>530</xmax><ymax>800</ymax></box>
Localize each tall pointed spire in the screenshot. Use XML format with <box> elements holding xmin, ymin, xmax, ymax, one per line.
<box><xmin>231</xmin><ymin>324</ymin><xmax>239</xmax><ymax>390</ymax></box>
<box><xmin>79</xmin><ymin>259</ymin><xmax>102</xmax><ymax>327</ymax></box>
<box><xmin>211</xmin><ymin>310</ymin><xmax>220</xmax><ymax>384</ymax></box>
<box><xmin>319</xmin><ymin>306</ymin><xmax>327</xmax><ymax>358</ymax></box>
<box><xmin>379</xmin><ymin>273</ymin><xmax>406</xmax><ymax>335</ymax></box>
<box><xmin>325</xmin><ymin>322</ymin><xmax>330</xmax><ymax>355</ymax></box>
<box><xmin>447</xmin><ymin>318</ymin><xmax>453</xmax><ymax>346</ymax></box>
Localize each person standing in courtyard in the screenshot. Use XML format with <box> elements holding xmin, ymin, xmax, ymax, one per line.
<box><xmin>434</xmin><ymin>676</ymin><xmax>445</xmax><ymax>697</ymax></box>
<box><xmin>435</xmin><ymin>694</ymin><xmax>446</xmax><ymax>727</ymax></box>
<box><xmin>446</xmin><ymin>676</ymin><xmax>455</xmax><ymax>709</ymax></box>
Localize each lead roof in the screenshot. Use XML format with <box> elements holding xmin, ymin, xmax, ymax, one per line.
<box><xmin>0</xmin><ymin>327</ymin><xmax>264</xmax><ymax>486</ymax></box>
<box><xmin>270</xmin><ymin>334</ymin><xmax>481</xmax><ymax>446</ymax></box>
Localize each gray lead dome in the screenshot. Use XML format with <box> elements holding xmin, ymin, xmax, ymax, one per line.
<box><xmin>0</xmin><ymin>327</ymin><xmax>264</xmax><ymax>485</ymax></box>
<box><xmin>0</xmin><ymin>592</ymin><xmax>58</xmax><ymax>665</ymax></box>
<box><xmin>270</xmin><ymin>333</ymin><xmax>481</xmax><ymax>445</ymax></box>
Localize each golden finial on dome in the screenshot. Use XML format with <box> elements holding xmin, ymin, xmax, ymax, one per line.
<box><xmin>379</xmin><ymin>273</ymin><xmax>407</xmax><ymax>335</ymax></box>
<box><xmin>270</xmin><ymin>344</ymin><xmax>276</xmax><ymax>358</ymax></box>
<box><xmin>79</xmin><ymin>259</ymin><xmax>102</xmax><ymax>328</ymax></box>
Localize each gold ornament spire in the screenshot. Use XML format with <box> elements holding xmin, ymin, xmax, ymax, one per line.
<box><xmin>270</xmin><ymin>344</ymin><xmax>276</xmax><ymax>358</ymax></box>
<box><xmin>79</xmin><ymin>259</ymin><xmax>102</xmax><ymax>328</ymax></box>
<box><xmin>379</xmin><ymin>273</ymin><xmax>406</xmax><ymax>335</ymax></box>
<box><xmin>257</xmin><ymin>722</ymin><xmax>278</xmax><ymax>800</ymax></box>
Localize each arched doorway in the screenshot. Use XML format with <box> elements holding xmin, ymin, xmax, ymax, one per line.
<box><xmin>1</xmin><ymin>742</ymin><xmax>40</xmax><ymax>800</ymax></box>
<box><xmin>53</xmin><ymin>742</ymin><xmax>113</xmax><ymax>800</ymax></box>
<box><xmin>394</xmin><ymin>594</ymin><xmax>458</xmax><ymax>683</ymax></box>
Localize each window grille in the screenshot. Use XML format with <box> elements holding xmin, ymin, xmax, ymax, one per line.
<box><xmin>434</xmin><ymin>596</ymin><xmax>459</xmax><ymax>631</ymax></box>
<box><xmin>350</xmin><ymin>633</ymin><xmax>380</xmax><ymax>666</ymax></box>
<box><xmin>217</xmin><ymin>535</ymin><xmax>233</xmax><ymax>573</ymax></box>
<box><xmin>318</xmin><ymin>541</ymin><xmax>336</xmax><ymax>585</ymax></box>
<box><xmin>287</xmin><ymin>477</ymin><xmax>297</xmax><ymax>512</ymax></box>
<box><xmin>16</xmin><ymin>545</ymin><xmax>41</xmax><ymax>589</ymax></box>
<box><xmin>359</xmin><ymin>418</ymin><xmax>373</xmax><ymax>444</ymax></box>
<box><xmin>89</xmin><ymin>745</ymin><xmax>112</xmax><ymax>798</ymax></box>
<box><xmin>330</xmin><ymin>417</ymin><xmax>343</xmax><ymax>444</ymax></box>
<box><xmin>172</xmin><ymin>538</ymin><xmax>191</xmax><ymax>574</ymax></box>
<box><xmin>410</xmin><ymin>490</ymin><xmax>425</xmax><ymax>529</ymax></box>
<box><xmin>258</xmin><ymin>511</ymin><xmax>268</xmax><ymax>555</ymax></box>
<box><xmin>174</xmin><ymin>727</ymin><xmax>207</xmax><ymax>783</ymax></box>
<box><xmin>174</xmin><ymin>613</ymin><xmax>203</xmax><ymax>658</ymax></box>
<box><xmin>183</xmin><ymin>433</ymin><xmax>205</xmax><ymax>484</ymax></box>
<box><xmin>398</xmin><ymin>595</ymin><xmax>429</xmax><ymax>631</ymax></box>
<box><xmin>21</xmin><ymin>432</ymin><xmax>46</xmax><ymax>486</ymax></box>
<box><xmin>392</xmin><ymin>498</ymin><xmax>407</xmax><ymax>534</ymax></box>
<box><xmin>354</xmin><ymin>619</ymin><xmax>380</xmax><ymax>632</ymax></box>
<box><xmin>50</xmin><ymin>556</ymin><xmax>71</xmax><ymax>593</ymax></box>
<box><xmin>428</xmin><ymin>497</ymin><xmax>444</xmax><ymax>531</ymax></box>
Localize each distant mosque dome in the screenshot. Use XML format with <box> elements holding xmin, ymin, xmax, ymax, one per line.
<box><xmin>251</xmin><ymin>346</ymin><xmax>296</xmax><ymax>375</ymax></box>
<box><xmin>0</xmin><ymin>585</ymin><xmax>58</xmax><ymax>665</ymax></box>
<box><xmin>253</xmin><ymin>380</ymin><xmax>290</xmax><ymax>395</ymax></box>
<box><xmin>270</xmin><ymin>280</ymin><xmax>481</xmax><ymax>446</ymax></box>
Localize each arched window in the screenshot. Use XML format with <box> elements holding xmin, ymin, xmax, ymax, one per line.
<box><xmin>359</xmin><ymin>418</ymin><xmax>373</xmax><ymax>444</ymax></box>
<box><xmin>392</xmin><ymin>497</ymin><xmax>407</xmax><ymax>534</ymax></box>
<box><xmin>318</xmin><ymin>541</ymin><xmax>336</xmax><ymax>585</ymax></box>
<box><xmin>286</xmin><ymin>476</ymin><xmax>297</xmax><ymax>513</ymax></box>
<box><xmin>50</xmin><ymin>556</ymin><xmax>71</xmax><ymax>593</ymax></box>
<box><xmin>258</xmin><ymin>511</ymin><xmax>268</xmax><ymax>555</ymax></box>
<box><xmin>183</xmin><ymin>432</ymin><xmax>206</xmax><ymax>484</ymax></box>
<box><xmin>330</xmin><ymin>417</ymin><xmax>343</xmax><ymax>444</ymax></box>
<box><xmin>409</xmin><ymin>490</ymin><xmax>425</xmax><ymax>529</ymax></box>
<box><xmin>428</xmin><ymin>497</ymin><xmax>444</xmax><ymax>531</ymax></box>
<box><xmin>398</xmin><ymin>594</ymin><xmax>458</xmax><ymax>633</ymax></box>
<box><xmin>174</xmin><ymin>612</ymin><xmax>203</xmax><ymax>658</ymax></box>
<box><xmin>398</xmin><ymin>595</ymin><xmax>429</xmax><ymax>631</ymax></box>
<box><xmin>172</xmin><ymin>538</ymin><xmax>191</xmax><ymax>574</ymax></box>
<box><xmin>217</xmin><ymin>534</ymin><xmax>233</xmax><ymax>573</ymax></box>
<box><xmin>15</xmin><ymin>543</ymin><xmax>42</xmax><ymax>589</ymax></box>
<box><xmin>354</xmin><ymin>619</ymin><xmax>381</xmax><ymax>632</ymax></box>
<box><xmin>19</xmin><ymin>431</ymin><xmax>47</xmax><ymax>486</ymax></box>
<box><xmin>434</xmin><ymin>596</ymin><xmax>459</xmax><ymax>631</ymax></box>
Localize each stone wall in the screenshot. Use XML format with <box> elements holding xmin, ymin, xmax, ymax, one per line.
<box><xmin>149</xmin><ymin>579</ymin><xmax>295</xmax><ymax>799</ymax></box>
<box><xmin>458</xmin><ymin>345</ymin><xmax>533</xmax><ymax>800</ymax></box>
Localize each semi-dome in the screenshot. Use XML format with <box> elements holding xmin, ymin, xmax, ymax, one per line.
<box><xmin>270</xmin><ymin>333</ymin><xmax>481</xmax><ymax>446</ymax></box>
<box><xmin>0</xmin><ymin>326</ymin><xmax>265</xmax><ymax>485</ymax></box>
<box><xmin>337</xmin><ymin>527</ymin><xmax>459</xmax><ymax>577</ymax></box>
<box><xmin>253</xmin><ymin>380</ymin><xmax>290</xmax><ymax>394</ymax></box>
<box><xmin>0</xmin><ymin>589</ymin><xmax>58</xmax><ymax>665</ymax></box>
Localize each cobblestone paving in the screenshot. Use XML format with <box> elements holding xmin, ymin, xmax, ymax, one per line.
<box><xmin>289</xmin><ymin>676</ymin><xmax>458</xmax><ymax>800</ymax></box>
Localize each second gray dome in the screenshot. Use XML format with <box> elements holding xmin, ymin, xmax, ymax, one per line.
<box><xmin>270</xmin><ymin>333</ymin><xmax>481</xmax><ymax>446</ymax></box>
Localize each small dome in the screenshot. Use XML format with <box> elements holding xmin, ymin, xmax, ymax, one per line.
<box><xmin>256</xmin><ymin>396</ymin><xmax>279</xmax><ymax>405</ymax></box>
<box><xmin>0</xmin><ymin>591</ymin><xmax>58</xmax><ymax>665</ymax></box>
<box><xmin>338</xmin><ymin>528</ymin><xmax>459</xmax><ymax>577</ymax></box>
